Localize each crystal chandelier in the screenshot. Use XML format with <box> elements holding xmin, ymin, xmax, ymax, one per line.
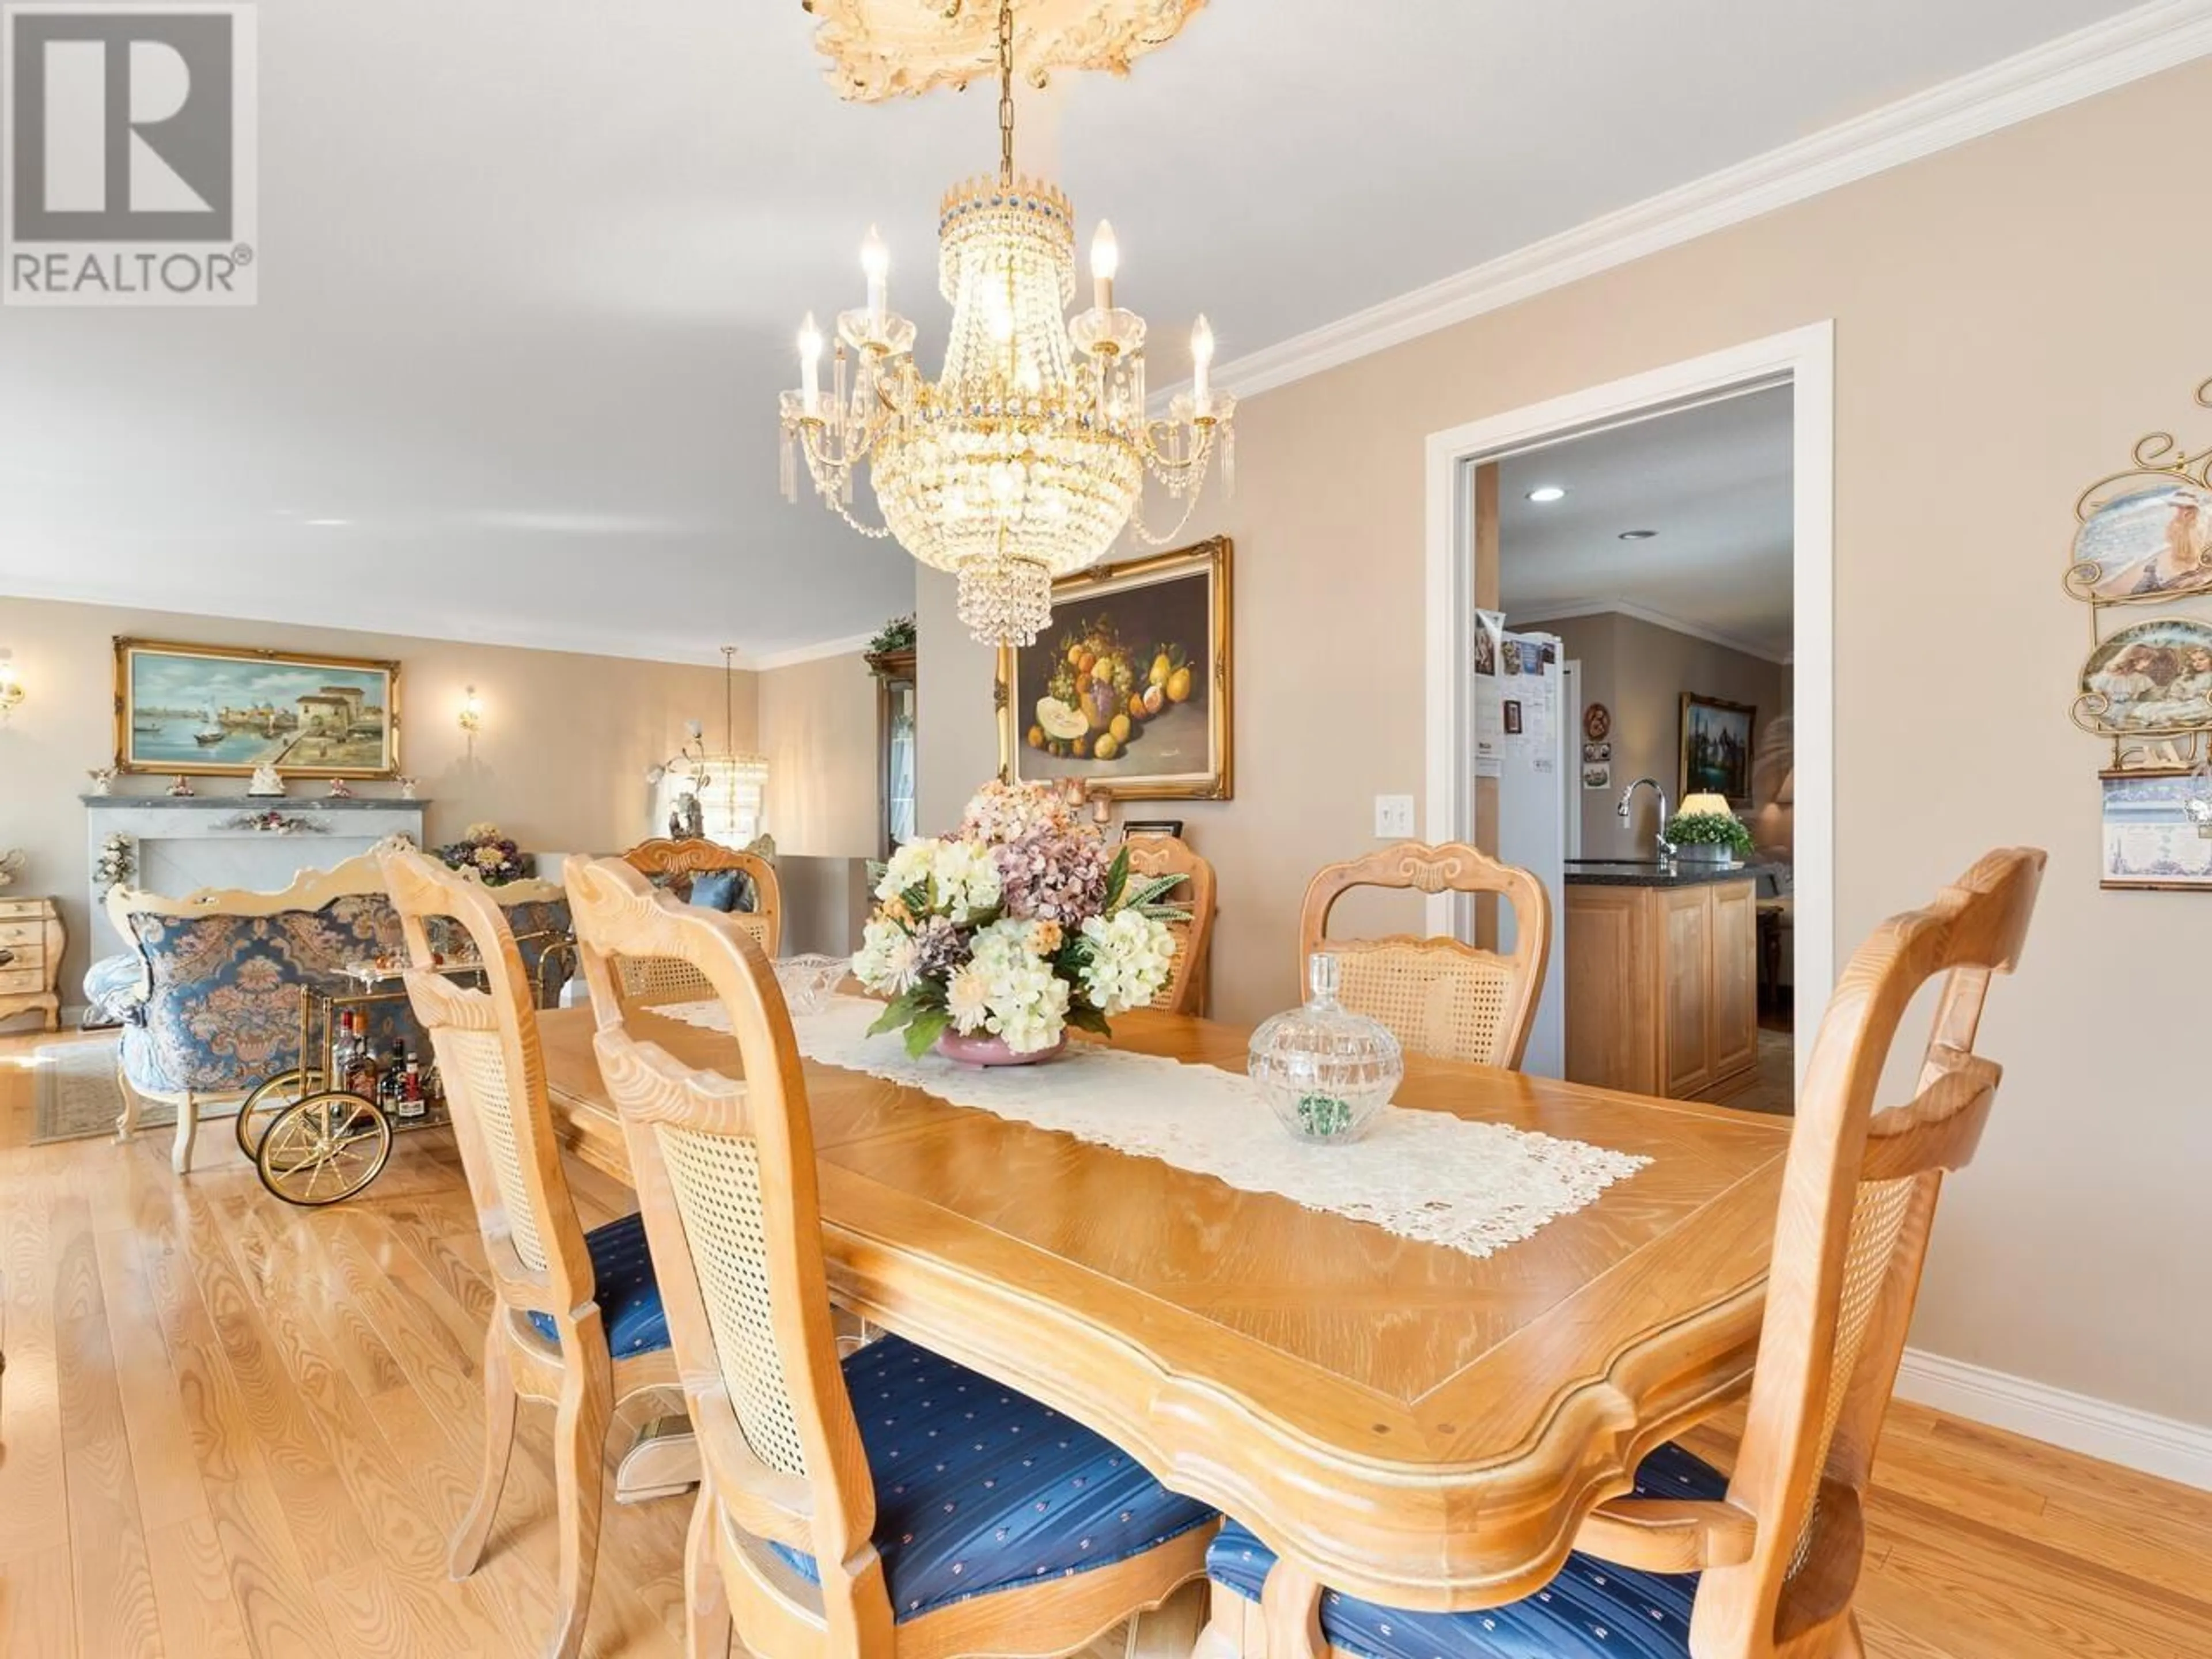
<box><xmin>779</xmin><ymin>0</ymin><xmax>1234</xmax><ymax>647</ymax></box>
<box><xmin>645</xmin><ymin>646</ymin><xmax>770</xmax><ymax>844</ymax></box>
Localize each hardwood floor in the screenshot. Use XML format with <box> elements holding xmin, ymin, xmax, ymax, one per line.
<box><xmin>4</xmin><ymin>1025</ymin><xmax>2207</xmax><ymax>1658</ymax></box>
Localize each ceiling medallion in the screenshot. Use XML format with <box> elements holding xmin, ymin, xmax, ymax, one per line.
<box><xmin>780</xmin><ymin>0</ymin><xmax>1234</xmax><ymax>647</ymax></box>
<box><xmin>802</xmin><ymin>0</ymin><xmax>1208</xmax><ymax>103</ymax></box>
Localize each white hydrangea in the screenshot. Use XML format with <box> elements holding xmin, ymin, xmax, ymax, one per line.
<box><xmin>874</xmin><ymin>836</ymin><xmax>1001</xmax><ymax>925</ymax></box>
<box><xmin>1078</xmin><ymin>910</ymin><xmax>1177</xmax><ymax>1016</ymax></box>
<box><xmin>965</xmin><ymin>919</ymin><xmax>1071</xmax><ymax>1053</ymax></box>
<box><xmin>875</xmin><ymin>839</ymin><xmax>939</xmax><ymax>902</ymax></box>
<box><xmin>930</xmin><ymin>838</ymin><xmax>1003</xmax><ymax>924</ymax></box>
<box><xmin>851</xmin><ymin>916</ymin><xmax>921</xmax><ymax>996</ymax></box>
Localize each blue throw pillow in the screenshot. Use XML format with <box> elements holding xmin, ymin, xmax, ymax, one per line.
<box><xmin>689</xmin><ymin>869</ymin><xmax>741</xmax><ymax>911</ymax></box>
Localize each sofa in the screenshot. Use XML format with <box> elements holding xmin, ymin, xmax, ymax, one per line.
<box><xmin>96</xmin><ymin>851</ymin><xmax>573</xmax><ymax>1174</ymax></box>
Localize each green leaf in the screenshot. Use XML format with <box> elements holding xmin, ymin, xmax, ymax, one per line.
<box><xmin>903</xmin><ymin>1010</ymin><xmax>951</xmax><ymax>1058</ymax></box>
<box><xmin>1065</xmin><ymin>1002</ymin><xmax>1112</xmax><ymax>1037</ymax></box>
<box><xmin>1119</xmin><ymin>873</ymin><xmax>1187</xmax><ymax>911</ymax></box>
<box><xmin>1103</xmin><ymin>844</ymin><xmax>1130</xmax><ymax>910</ymax></box>
<box><xmin>1135</xmin><ymin>902</ymin><xmax>1191</xmax><ymax>922</ymax></box>
<box><xmin>867</xmin><ymin>994</ymin><xmax>920</xmax><ymax>1037</ymax></box>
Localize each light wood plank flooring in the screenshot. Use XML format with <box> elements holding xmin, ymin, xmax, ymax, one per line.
<box><xmin>3</xmin><ymin>1027</ymin><xmax>2207</xmax><ymax>1658</ymax></box>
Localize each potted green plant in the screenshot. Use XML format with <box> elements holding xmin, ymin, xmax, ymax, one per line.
<box><xmin>1664</xmin><ymin>807</ymin><xmax>1753</xmax><ymax>866</ymax></box>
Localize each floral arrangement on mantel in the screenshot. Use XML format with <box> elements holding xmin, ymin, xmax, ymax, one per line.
<box><xmin>93</xmin><ymin>832</ymin><xmax>133</xmax><ymax>892</ymax></box>
<box><xmin>853</xmin><ymin>781</ymin><xmax>1186</xmax><ymax>1060</ymax></box>
<box><xmin>1664</xmin><ymin>809</ymin><xmax>1755</xmax><ymax>857</ymax></box>
<box><xmin>436</xmin><ymin>821</ymin><xmax>533</xmax><ymax>886</ymax></box>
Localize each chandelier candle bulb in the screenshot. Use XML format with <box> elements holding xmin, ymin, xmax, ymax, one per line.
<box><xmin>1090</xmin><ymin>220</ymin><xmax>1118</xmax><ymax>313</ymax></box>
<box><xmin>1191</xmin><ymin>314</ymin><xmax>1215</xmax><ymax>415</ymax></box>
<box><xmin>861</xmin><ymin>225</ymin><xmax>889</xmax><ymax>334</ymax></box>
<box><xmin>798</xmin><ymin>313</ymin><xmax>823</xmax><ymax>415</ymax></box>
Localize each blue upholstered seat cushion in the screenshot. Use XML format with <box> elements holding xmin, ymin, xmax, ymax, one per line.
<box><xmin>526</xmin><ymin>1211</ymin><xmax>672</xmax><ymax>1358</ymax></box>
<box><xmin>1206</xmin><ymin>1441</ymin><xmax>1727</xmax><ymax>1659</ymax></box>
<box><xmin>770</xmin><ymin>1334</ymin><xmax>1214</xmax><ymax>1621</ymax></box>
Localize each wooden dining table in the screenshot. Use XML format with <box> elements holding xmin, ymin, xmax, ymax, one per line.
<box><xmin>535</xmin><ymin>1001</ymin><xmax>1791</xmax><ymax>1615</ymax></box>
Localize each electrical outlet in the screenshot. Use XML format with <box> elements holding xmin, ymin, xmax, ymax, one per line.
<box><xmin>1374</xmin><ymin>794</ymin><xmax>1415</xmax><ymax>839</ymax></box>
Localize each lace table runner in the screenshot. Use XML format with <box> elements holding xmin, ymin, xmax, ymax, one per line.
<box><xmin>650</xmin><ymin>996</ymin><xmax>1649</xmax><ymax>1260</ymax></box>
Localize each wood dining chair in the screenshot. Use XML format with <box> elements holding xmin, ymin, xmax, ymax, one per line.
<box><xmin>615</xmin><ymin>838</ymin><xmax>782</xmax><ymax>1008</ymax></box>
<box><xmin>566</xmin><ymin>855</ymin><xmax>1217</xmax><ymax>1659</ymax></box>
<box><xmin>1125</xmin><ymin>835</ymin><xmax>1217</xmax><ymax>1017</ymax></box>
<box><xmin>381</xmin><ymin>850</ymin><xmax>681</xmax><ymax>1659</ymax></box>
<box><xmin>1296</xmin><ymin>842</ymin><xmax>1551</xmax><ymax>1068</ymax></box>
<box><xmin>1200</xmin><ymin>846</ymin><xmax>2047</xmax><ymax>1659</ymax></box>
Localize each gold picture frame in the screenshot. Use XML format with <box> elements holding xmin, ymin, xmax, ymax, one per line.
<box><xmin>114</xmin><ymin>637</ymin><xmax>403</xmax><ymax>778</ymax></box>
<box><xmin>1009</xmin><ymin>537</ymin><xmax>1233</xmax><ymax>801</ymax></box>
<box><xmin>1679</xmin><ymin>691</ymin><xmax>1757</xmax><ymax>807</ymax></box>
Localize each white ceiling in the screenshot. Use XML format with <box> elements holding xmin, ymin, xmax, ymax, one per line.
<box><xmin>0</xmin><ymin>0</ymin><xmax>2146</xmax><ymax>664</ymax></box>
<box><xmin>1499</xmin><ymin>386</ymin><xmax>1795</xmax><ymax>660</ymax></box>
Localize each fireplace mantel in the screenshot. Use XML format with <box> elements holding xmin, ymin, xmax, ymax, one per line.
<box><xmin>83</xmin><ymin>794</ymin><xmax>431</xmax><ymax>960</ymax></box>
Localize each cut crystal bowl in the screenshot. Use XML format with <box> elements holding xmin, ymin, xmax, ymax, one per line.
<box><xmin>1247</xmin><ymin>952</ymin><xmax>1404</xmax><ymax>1143</ymax></box>
<box><xmin>773</xmin><ymin>953</ymin><xmax>849</xmax><ymax>1017</ymax></box>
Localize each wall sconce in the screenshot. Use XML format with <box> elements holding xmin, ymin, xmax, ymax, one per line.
<box><xmin>0</xmin><ymin>649</ymin><xmax>22</xmax><ymax>722</ymax></box>
<box><xmin>457</xmin><ymin>685</ymin><xmax>483</xmax><ymax>737</ymax></box>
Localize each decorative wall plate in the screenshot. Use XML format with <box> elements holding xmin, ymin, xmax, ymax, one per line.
<box><xmin>804</xmin><ymin>0</ymin><xmax>1209</xmax><ymax>101</ymax></box>
<box><xmin>2073</xmin><ymin>616</ymin><xmax>2212</xmax><ymax>738</ymax></box>
<box><xmin>2067</xmin><ymin>482</ymin><xmax>2212</xmax><ymax>603</ymax></box>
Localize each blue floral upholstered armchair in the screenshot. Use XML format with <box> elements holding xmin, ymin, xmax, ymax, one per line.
<box><xmin>99</xmin><ymin>852</ymin><xmax>574</xmax><ymax>1175</ymax></box>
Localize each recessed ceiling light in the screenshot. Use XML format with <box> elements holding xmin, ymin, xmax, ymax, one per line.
<box><xmin>1525</xmin><ymin>485</ymin><xmax>1567</xmax><ymax>503</ymax></box>
<box><xmin>1618</xmin><ymin>529</ymin><xmax>1657</xmax><ymax>541</ymax></box>
<box><xmin>305</xmin><ymin>517</ymin><xmax>352</xmax><ymax>528</ymax></box>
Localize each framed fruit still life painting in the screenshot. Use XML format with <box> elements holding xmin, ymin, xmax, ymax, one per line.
<box><xmin>1012</xmin><ymin>537</ymin><xmax>1232</xmax><ymax>800</ymax></box>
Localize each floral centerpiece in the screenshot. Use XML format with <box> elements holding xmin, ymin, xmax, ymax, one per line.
<box><xmin>437</xmin><ymin>821</ymin><xmax>533</xmax><ymax>886</ymax></box>
<box><xmin>853</xmin><ymin>781</ymin><xmax>1186</xmax><ymax>1060</ymax></box>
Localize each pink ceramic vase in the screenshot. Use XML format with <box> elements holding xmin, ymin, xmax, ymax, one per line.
<box><xmin>934</xmin><ymin>1029</ymin><xmax>1067</xmax><ymax>1067</ymax></box>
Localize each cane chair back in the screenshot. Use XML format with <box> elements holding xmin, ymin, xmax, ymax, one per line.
<box><xmin>1671</xmin><ymin>847</ymin><xmax>2046</xmax><ymax>1657</ymax></box>
<box><xmin>1297</xmin><ymin>842</ymin><xmax>1551</xmax><ymax>1069</ymax></box>
<box><xmin>615</xmin><ymin>839</ymin><xmax>782</xmax><ymax>1007</ymax></box>
<box><xmin>382</xmin><ymin>852</ymin><xmax>594</xmax><ymax>1310</ymax></box>
<box><xmin>1124</xmin><ymin>836</ymin><xmax>1217</xmax><ymax>1017</ymax></box>
<box><xmin>567</xmin><ymin>857</ymin><xmax>885</xmax><ymax>1626</ymax></box>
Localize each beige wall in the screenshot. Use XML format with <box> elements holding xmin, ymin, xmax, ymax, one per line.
<box><xmin>0</xmin><ymin>594</ymin><xmax>743</xmax><ymax>997</ymax></box>
<box><xmin>757</xmin><ymin>651</ymin><xmax>881</xmax><ymax>859</ymax></box>
<box><xmin>920</xmin><ymin>60</ymin><xmax>2212</xmax><ymax>1424</ymax></box>
<box><xmin>1546</xmin><ymin>612</ymin><xmax>1788</xmax><ymax>859</ymax></box>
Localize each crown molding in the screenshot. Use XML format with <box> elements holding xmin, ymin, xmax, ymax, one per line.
<box><xmin>741</xmin><ymin>632</ymin><xmax>878</xmax><ymax>672</ymax></box>
<box><xmin>1196</xmin><ymin>0</ymin><xmax>2212</xmax><ymax>404</ymax></box>
<box><xmin>1504</xmin><ymin>598</ymin><xmax>1791</xmax><ymax>665</ymax></box>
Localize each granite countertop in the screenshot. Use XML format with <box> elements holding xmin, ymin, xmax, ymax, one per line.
<box><xmin>1563</xmin><ymin>859</ymin><xmax>1773</xmax><ymax>889</ymax></box>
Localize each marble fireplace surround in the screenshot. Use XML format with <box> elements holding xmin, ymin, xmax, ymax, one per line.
<box><xmin>82</xmin><ymin>794</ymin><xmax>430</xmax><ymax>961</ymax></box>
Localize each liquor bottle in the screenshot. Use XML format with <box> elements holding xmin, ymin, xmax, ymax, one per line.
<box><xmin>377</xmin><ymin>1042</ymin><xmax>407</xmax><ymax>1115</ymax></box>
<box><xmin>396</xmin><ymin>1054</ymin><xmax>426</xmax><ymax>1122</ymax></box>
<box><xmin>346</xmin><ymin>1017</ymin><xmax>379</xmax><ymax>1099</ymax></box>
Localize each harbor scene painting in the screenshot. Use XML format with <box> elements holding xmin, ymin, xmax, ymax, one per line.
<box><xmin>115</xmin><ymin>639</ymin><xmax>400</xmax><ymax>777</ymax></box>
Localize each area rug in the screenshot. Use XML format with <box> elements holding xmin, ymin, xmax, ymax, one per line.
<box><xmin>29</xmin><ymin>1036</ymin><xmax>145</xmax><ymax>1143</ymax></box>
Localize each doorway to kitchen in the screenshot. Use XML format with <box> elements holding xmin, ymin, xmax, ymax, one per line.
<box><xmin>1423</xmin><ymin>325</ymin><xmax>1832</xmax><ymax>1109</ymax></box>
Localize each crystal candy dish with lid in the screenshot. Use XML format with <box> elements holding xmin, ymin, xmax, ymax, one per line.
<box><xmin>1248</xmin><ymin>952</ymin><xmax>1404</xmax><ymax>1142</ymax></box>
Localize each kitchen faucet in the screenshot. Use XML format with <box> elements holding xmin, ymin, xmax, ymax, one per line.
<box><xmin>1618</xmin><ymin>777</ymin><xmax>1675</xmax><ymax>861</ymax></box>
